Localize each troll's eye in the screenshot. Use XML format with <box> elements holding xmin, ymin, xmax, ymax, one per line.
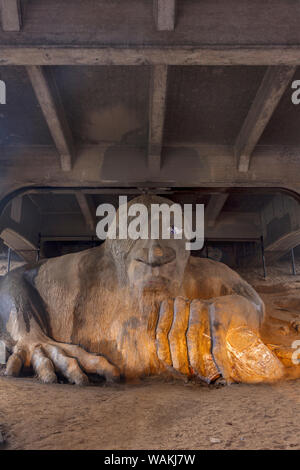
<box><xmin>169</xmin><ymin>225</ymin><xmax>183</xmax><ymax>236</ymax></box>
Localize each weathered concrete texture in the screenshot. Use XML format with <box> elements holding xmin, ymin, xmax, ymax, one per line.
<box><xmin>0</xmin><ymin>195</ymin><xmax>40</xmax><ymax>248</ymax></box>
<box><xmin>261</xmin><ymin>193</ymin><xmax>300</xmax><ymax>260</ymax></box>
<box><xmin>0</xmin><ymin>67</ymin><xmax>53</xmax><ymax>146</ymax></box>
<box><xmin>0</xmin><ymin>2</ymin><xmax>299</xmax><ymax>270</ymax></box>
<box><xmin>0</xmin><ymin>62</ymin><xmax>299</xmax><ymax>199</ymax></box>
<box><xmin>1</xmin><ymin>195</ymin><xmax>296</xmax><ymax>387</ymax></box>
<box><xmin>51</xmin><ymin>66</ymin><xmax>150</xmax><ymax>147</ymax></box>
<box><xmin>0</xmin><ymin>188</ymin><xmax>298</xmax><ymax>266</ymax></box>
<box><xmin>1</xmin><ymin>0</ymin><xmax>300</xmax><ymax>47</ymax></box>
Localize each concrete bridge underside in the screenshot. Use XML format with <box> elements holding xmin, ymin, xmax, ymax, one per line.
<box><xmin>0</xmin><ymin>0</ymin><xmax>299</xmax><ymax>261</ymax></box>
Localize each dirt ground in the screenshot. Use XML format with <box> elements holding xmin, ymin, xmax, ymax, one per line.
<box><xmin>0</xmin><ymin>259</ymin><xmax>300</xmax><ymax>450</ymax></box>
<box><xmin>0</xmin><ymin>376</ymin><xmax>300</xmax><ymax>450</ymax></box>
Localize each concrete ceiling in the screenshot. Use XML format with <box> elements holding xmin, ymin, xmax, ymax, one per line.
<box><xmin>0</xmin><ymin>0</ymin><xmax>299</xmax><ymax>259</ymax></box>
<box><xmin>0</xmin><ymin>1</ymin><xmax>300</xmax><ymax>199</ymax></box>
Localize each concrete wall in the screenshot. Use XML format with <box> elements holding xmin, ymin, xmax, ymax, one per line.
<box><xmin>261</xmin><ymin>193</ymin><xmax>300</xmax><ymax>247</ymax></box>
<box><xmin>1</xmin><ymin>197</ymin><xmax>40</xmax><ymax>245</ymax></box>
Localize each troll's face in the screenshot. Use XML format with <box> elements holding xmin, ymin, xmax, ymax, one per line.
<box><xmin>106</xmin><ymin>195</ymin><xmax>190</xmax><ymax>297</ymax></box>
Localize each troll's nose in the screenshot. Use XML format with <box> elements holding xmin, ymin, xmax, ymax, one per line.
<box><xmin>136</xmin><ymin>243</ymin><xmax>176</xmax><ymax>267</ymax></box>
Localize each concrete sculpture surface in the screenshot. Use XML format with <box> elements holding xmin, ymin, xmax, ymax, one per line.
<box><xmin>0</xmin><ymin>195</ymin><xmax>297</xmax><ymax>385</ymax></box>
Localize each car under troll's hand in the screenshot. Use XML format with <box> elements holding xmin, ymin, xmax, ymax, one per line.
<box><xmin>0</xmin><ymin>195</ymin><xmax>299</xmax><ymax>385</ymax></box>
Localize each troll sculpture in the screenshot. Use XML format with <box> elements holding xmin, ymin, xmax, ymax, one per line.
<box><xmin>0</xmin><ymin>195</ymin><xmax>296</xmax><ymax>385</ymax></box>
